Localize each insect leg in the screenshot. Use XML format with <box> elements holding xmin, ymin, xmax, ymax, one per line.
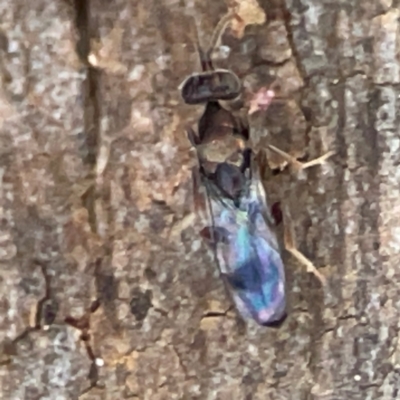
<box><xmin>191</xmin><ymin>166</ymin><xmax>209</xmax><ymax>221</ymax></box>
<box><xmin>267</xmin><ymin>144</ymin><xmax>334</xmax><ymax>172</ymax></box>
<box><xmin>282</xmin><ymin>205</ymin><xmax>327</xmax><ymax>285</ymax></box>
<box><xmin>186</xmin><ymin>127</ymin><xmax>200</xmax><ymax>146</ymax></box>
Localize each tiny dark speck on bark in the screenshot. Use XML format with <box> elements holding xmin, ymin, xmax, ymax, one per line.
<box><xmin>192</xmin><ymin>330</ymin><xmax>206</xmax><ymax>351</ymax></box>
<box><xmin>242</xmin><ymin>373</ymin><xmax>255</xmax><ymax>385</ymax></box>
<box><xmin>129</xmin><ymin>289</ymin><xmax>153</xmax><ymax>321</ymax></box>
<box><xmin>96</xmin><ymin>273</ymin><xmax>118</xmax><ymax>303</ymax></box>
<box><xmin>41</xmin><ymin>298</ymin><xmax>59</xmax><ymax>325</ymax></box>
<box><xmin>0</xmin><ymin>30</ymin><xmax>8</xmax><ymax>51</ymax></box>
<box><xmin>144</xmin><ymin>267</ymin><xmax>157</xmax><ymax>281</ymax></box>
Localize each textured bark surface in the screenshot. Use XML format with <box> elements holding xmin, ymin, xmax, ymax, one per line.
<box><xmin>1</xmin><ymin>0</ymin><xmax>400</xmax><ymax>399</ymax></box>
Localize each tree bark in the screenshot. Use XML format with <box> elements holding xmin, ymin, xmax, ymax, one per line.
<box><xmin>0</xmin><ymin>0</ymin><xmax>399</xmax><ymax>399</ymax></box>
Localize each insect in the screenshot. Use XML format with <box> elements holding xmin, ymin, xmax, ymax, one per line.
<box><xmin>180</xmin><ymin>12</ymin><xmax>332</xmax><ymax>326</ymax></box>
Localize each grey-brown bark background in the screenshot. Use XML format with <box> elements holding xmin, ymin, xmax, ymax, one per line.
<box><xmin>0</xmin><ymin>0</ymin><xmax>399</xmax><ymax>399</ymax></box>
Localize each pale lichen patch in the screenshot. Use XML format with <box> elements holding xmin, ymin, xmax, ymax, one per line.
<box><xmin>89</xmin><ymin>26</ymin><xmax>127</xmax><ymax>74</ymax></box>
<box><xmin>228</xmin><ymin>0</ymin><xmax>266</xmax><ymax>39</ymax></box>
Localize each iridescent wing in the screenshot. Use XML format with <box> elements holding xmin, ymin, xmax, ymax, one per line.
<box><xmin>198</xmin><ymin>152</ymin><xmax>287</xmax><ymax>326</ymax></box>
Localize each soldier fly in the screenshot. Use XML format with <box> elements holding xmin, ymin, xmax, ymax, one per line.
<box><xmin>180</xmin><ymin>12</ymin><xmax>333</xmax><ymax>326</ymax></box>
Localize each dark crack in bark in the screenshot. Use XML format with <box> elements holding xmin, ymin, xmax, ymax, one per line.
<box><xmin>65</xmin><ymin>299</ymin><xmax>104</xmax><ymax>395</ymax></box>
<box><xmin>73</xmin><ymin>0</ymin><xmax>101</xmax><ymax>233</ymax></box>
<box><xmin>0</xmin><ymin>261</ymin><xmax>55</xmax><ymax>365</ymax></box>
<box><xmin>34</xmin><ymin>261</ymin><xmax>59</xmax><ymax>328</ymax></box>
